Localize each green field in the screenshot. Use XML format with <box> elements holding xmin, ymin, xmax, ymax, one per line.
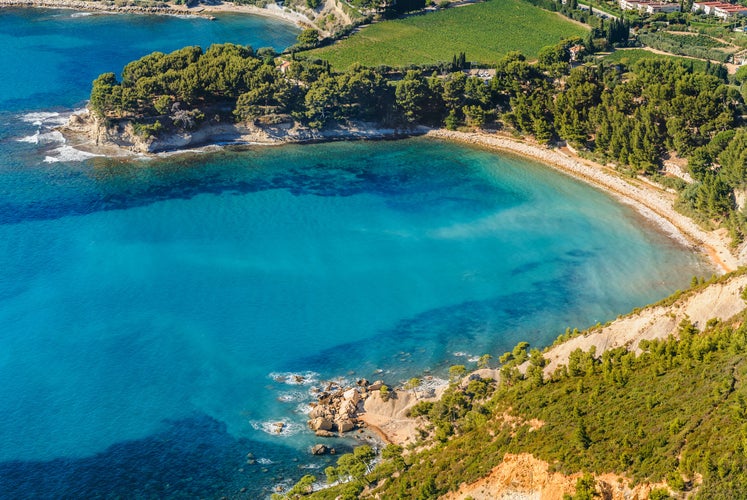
<box><xmin>307</xmin><ymin>0</ymin><xmax>588</xmax><ymax>69</ymax></box>
<box><xmin>603</xmin><ymin>48</ymin><xmax>709</xmax><ymax>73</ymax></box>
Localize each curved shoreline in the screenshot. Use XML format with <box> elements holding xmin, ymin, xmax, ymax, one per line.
<box><xmin>59</xmin><ymin>110</ymin><xmax>740</xmax><ymax>273</ymax></box>
<box><xmin>425</xmin><ymin>129</ymin><xmax>741</xmax><ymax>274</ymax></box>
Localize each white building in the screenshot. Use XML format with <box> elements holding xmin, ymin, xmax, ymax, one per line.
<box><xmin>619</xmin><ymin>0</ymin><xmax>680</xmax><ymax>13</ymax></box>
<box><xmin>692</xmin><ymin>1</ymin><xmax>747</xmax><ymax>17</ymax></box>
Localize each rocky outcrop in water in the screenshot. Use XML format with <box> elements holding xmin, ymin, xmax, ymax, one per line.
<box><xmin>307</xmin><ymin>379</ymin><xmax>387</xmax><ymax>436</ymax></box>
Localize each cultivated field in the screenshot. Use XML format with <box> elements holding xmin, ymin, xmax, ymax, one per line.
<box><xmin>307</xmin><ymin>0</ymin><xmax>589</xmax><ymax>69</ymax></box>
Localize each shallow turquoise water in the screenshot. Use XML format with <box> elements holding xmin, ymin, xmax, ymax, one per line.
<box><xmin>0</xmin><ymin>8</ymin><xmax>710</xmax><ymax>498</ymax></box>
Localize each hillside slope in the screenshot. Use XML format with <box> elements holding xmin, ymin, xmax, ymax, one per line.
<box><xmin>286</xmin><ymin>270</ymin><xmax>747</xmax><ymax>499</ymax></box>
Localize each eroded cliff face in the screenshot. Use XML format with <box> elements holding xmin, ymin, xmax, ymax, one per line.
<box><xmin>61</xmin><ymin>110</ymin><xmax>155</xmax><ymax>154</ymax></box>
<box><xmin>59</xmin><ymin>109</ymin><xmax>420</xmax><ymax>155</ymax></box>
<box><xmin>442</xmin><ymin>453</ymin><xmax>670</xmax><ymax>500</ymax></box>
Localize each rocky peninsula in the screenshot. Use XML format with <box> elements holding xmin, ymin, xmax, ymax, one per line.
<box><xmin>60</xmin><ymin>109</ymin><xmax>425</xmax><ymax>154</ymax></box>
<box><xmin>0</xmin><ymin>0</ymin><xmax>219</xmax><ymax>18</ymax></box>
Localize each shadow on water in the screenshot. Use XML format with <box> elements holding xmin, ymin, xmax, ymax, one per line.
<box><xmin>289</xmin><ymin>257</ymin><xmax>586</xmax><ymax>381</ymax></box>
<box><xmin>0</xmin><ymin>413</ymin><xmax>344</xmax><ymax>499</ymax></box>
<box><xmin>0</xmin><ymin>141</ymin><xmax>516</xmax><ymax>226</ymax></box>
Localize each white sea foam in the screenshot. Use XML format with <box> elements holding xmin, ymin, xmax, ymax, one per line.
<box><xmin>21</xmin><ymin>111</ymin><xmax>67</xmax><ymax>127</ymax></box>
<box><xmin>277</xmin><ymin>390</ymin><xmax>307</xmax><ymax>403</ymax></box>
<box><xmin>41</xmin><ymin>130</ymin><xmax>66</xmax><ymax>143</ymax></box>
<box><xmin>70</xmin><ymin>11</ymin><xmax>94</xmax><ymax>17</ymax></box>
<box><xmin>298</xmin><ymin>463</ymin><xmax>321</xmax><ymax>469</ymax></box>
<box><xmin>452</xmin><ymin>351</ymin><xmax>468</xmax><ymax>357</ymax></box>
<box><xmin>268</xmin><ymin>371</ymin><xmax>319</xmax><ymax>386</ymax></box>
<box><xmin>416</xmin><ymin>376</ymin><xmax>448</xmax><ymax>395</ymax></box>
<box><xmin>468</xmin><ymin>356</ymin><xmax>480</xmax><ymax>363</ymax></box>
<box><xmin>44</xmin><ymin>145</ymin><xmax>102</xmax><ymax>163</ymax></box>
<box><xmin>295</xmin><ymin>403</ymin><xmax>313</xmax><ymax>415</ymax></box>
<box><xmin>256</xmin><ymin>457</ymin><xmax>274</xmax><ymax>465</ymax></box>
<box><xmin>17</xmin><ymin>130</ymin><xmax>64</xmax><ymax>145</ymax></box>
<box><xmin>250</xmin><ymin>419</ymin><xmax>303</xmax><ymax>437</ymax></box>
<box><xmin>17</xmin><ymin>134</ymin><xmax>40</xmax><ymax>144</ymax></box>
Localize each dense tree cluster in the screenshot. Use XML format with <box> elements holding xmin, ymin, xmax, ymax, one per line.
<box><xmin>503</xmin><ymin>57</ymin><xmax>746</xmax><ymax>240</ymax></box>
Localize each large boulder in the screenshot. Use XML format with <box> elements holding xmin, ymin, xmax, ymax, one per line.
<box><xmin>336</xmin><ymin>418</ymin><xmax>355</xmax><ymax>433</ymax></box>
<box><xmin>368</xmin><ymin>380</ymin><xmax>385</xmax><ymax>391</ymax></box>
<box><xmin>342</xmin><ymin>388</ymin><xmax>360</xmax><ymax>405</ymax></box>
<box><xmin>308</xmin><ymin>417</ymin><xmax>333</xmax><ymax>432</ymax></box>
<box><xmin>308</xmin><ymin>405</ymin><xmax>328</xmax><ymax>419</ymax></box>
<box><xmin>341</xmin><ymin>400</ymin><xmax>357</xmax><ymax>418</ymax></box>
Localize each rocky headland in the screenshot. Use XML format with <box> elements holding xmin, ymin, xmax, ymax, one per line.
<box><xmin>59</xmin><ymin>109</ymin><xmax>426</xmax><ymax>155</ymax></box>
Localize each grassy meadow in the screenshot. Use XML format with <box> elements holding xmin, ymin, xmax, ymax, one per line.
<box><xmin>307</xmin><ymin>0</ymin><xmax>589</xmax><ymax>69</ymax></box>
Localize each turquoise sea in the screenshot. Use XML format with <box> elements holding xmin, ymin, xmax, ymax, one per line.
<box><xmin>0</xmin><ymin>8</ymin><xmax>710</xmax><ymax>498</ymax></box>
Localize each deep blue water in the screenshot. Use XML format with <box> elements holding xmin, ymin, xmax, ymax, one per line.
<box><xmin>0</xmin><ymin>8</ymin><xmax>710</xmax><ymax>498</ymax></box>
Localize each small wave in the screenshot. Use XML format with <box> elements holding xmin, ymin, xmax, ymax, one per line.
<box><xmin>269</xmin><ymin>371</ymin><xmax>319</xmax><ymax>386</ymax></box>
<box><xmin>298</xmin><ymin>463</ymin><xmax>321</xmax><ymax>470</ymax></box>
<box><xmin>250</xmin><ymin>419</ymin><xmax>303</xmax><ymax>437</ymax></box>
<box><xmin>21</xmin><ymin>111</ymin><xmax>66</xmax><ymax>127</ymax></box>
<box><xmin>277</xmin><ymin>391</ymin><xmax>307</xmax><ymax>403</ymax></box>
<box><xmin>295</xmin><ymin>403</ymin><xmax>313</xmax><ymax>415</ymax></box>
<box><xmin>17</xmin><ymin>134</ymin><xmax>40</xmax><ymax>144</ymax></box>
<box><xmin>452</xmin><ymin>351</ymin><xmax>469</xmax><ymax>357</ymax></box>
<box><xmin>468</xmin><ymin>356</ymin><xmax>480</xmax><ymax>363</ymax></box>
<box><xmin>17</xmin><ymin>130</ymin><xmax>65</xmax><ymax>145</ymax></box>
<box><xmin>256</xmin><ymin>457</ymin><xmax>274</xmax><ymax>465</ymax></box>
<box><xmin>44</xmin><ymin>145</ymin><xmax>101</xmax><ymax>163</ymax></box>
<box><xmin>70</xmin><ymin>11</ymin><xmax>94</xmax><ymax>17</ymax></box>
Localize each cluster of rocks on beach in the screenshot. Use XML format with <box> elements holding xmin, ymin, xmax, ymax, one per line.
<box><xmin>306</xmin><ymin>378</ymin><xmax>386</xmax><ymax>438</ymax></box>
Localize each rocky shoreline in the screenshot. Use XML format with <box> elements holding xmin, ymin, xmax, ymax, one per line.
<box><xmin>306</xmin><ymin>378</ymin><xmax>384</xmax><ymax>437</ymax></box>
<box><xmin>1</xmin><ymin>0</ymin><xmax>334</xmax><ymax>34</ymax></box>
<box><xmin>300</xmin><ymin>375</ymin><xmax>449</xmax><ymax>452</ymax></box>
<box><xmin>58</xmin><ymin>109</ymin><xmax>428</xmax><ymax>155</ymax></box>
